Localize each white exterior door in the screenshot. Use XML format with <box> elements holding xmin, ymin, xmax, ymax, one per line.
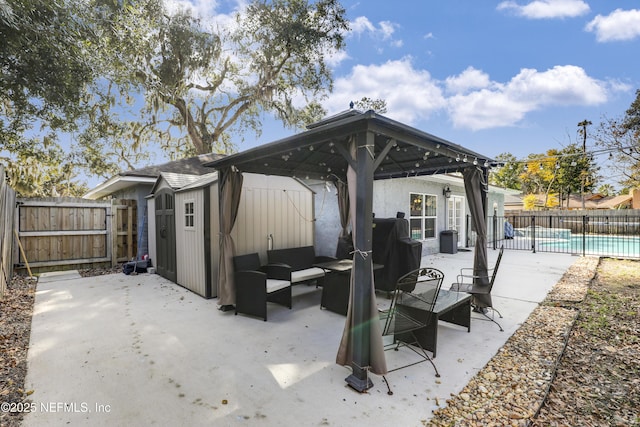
<box><xmin>447</xmin><ymin>196</ymin><xmax>465</xmax><ymax>246</ymax></box>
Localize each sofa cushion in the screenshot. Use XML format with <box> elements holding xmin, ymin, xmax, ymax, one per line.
<box><xmin>266</xmin><ymin>279</ymin><xmax>291</xmax><ymax>293</ymax></box>
<box><xmin>291</xmin><ymin>267</ymin><xmax>325</xmax><ymax>283</ymax></box>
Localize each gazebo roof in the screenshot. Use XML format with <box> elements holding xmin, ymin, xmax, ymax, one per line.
<box><xmin>205</xmin><ymin>110</ymin><xmax>493</xmax><ymax>180</ymax></box>
<box><xmin>205</xmin><ymin>109</ymin><xmax>493</xmax><ymax>393</ymax></box>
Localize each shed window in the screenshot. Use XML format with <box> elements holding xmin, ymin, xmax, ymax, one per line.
<box><xmin>409</xmin><ymin>193</ymin><xmax>437</xmax><ymax>240</ymax></box>
<box><xmin>184</xmin><ymin>201</ymin><xmax>195</xmax><ymax>228</ymax></box>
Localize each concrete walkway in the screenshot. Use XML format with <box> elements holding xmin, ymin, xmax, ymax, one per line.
<box><xmin>23</xmin><ymin>249</ymin><xmax>577</xmax><ymax>426</ymax></box>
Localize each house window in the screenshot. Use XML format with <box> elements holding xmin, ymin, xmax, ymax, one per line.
<box><xmin>184</xmin><ymin>201</ymin><xmax>195</xmax><ymax>228</ymax></box>
<box><xmin>409</xmin><ymin>193</ymin><xmax>437</xmax><ymax>240</ymax></box>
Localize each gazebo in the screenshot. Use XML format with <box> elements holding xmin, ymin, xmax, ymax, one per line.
<box><xmin>206</xmin><ymin>109</ymin><xmax>494</xmax><ymax>392</ymax></box>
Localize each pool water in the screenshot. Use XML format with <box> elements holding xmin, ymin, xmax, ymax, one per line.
<box><xmin>538</xmin><ymin>235</ymin><xmax>640</xmax><ymax>258</ymax></box>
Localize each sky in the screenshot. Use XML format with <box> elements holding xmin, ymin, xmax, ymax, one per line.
<box><xmin>92</xmin><ymin>0</ymin><xmax>640</xmax><ymax>188</ymax></box>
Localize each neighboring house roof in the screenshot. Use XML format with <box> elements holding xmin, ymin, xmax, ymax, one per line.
<box><xmin>121</xmin><ymin>153</ymin><xmax>225</xmax><ymax>178</ymax></box>
<box><xmin>84</xmin><ymin>153</ymin><xmax>226</xmax><ymax>199</ymax></box>
<box><xmin>505</xmin><ymin>192</ymin><xmax>634</xmax><ymax>211</ymax></box>
<box><xmin>562</xmin><ymin>194</ymin><xmax>632</xmax><ymax>209</ymax></box>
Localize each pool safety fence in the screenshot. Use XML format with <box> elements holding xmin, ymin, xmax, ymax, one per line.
<box><xmin>484</xmin><ymin>213</ymin><xmax>640</xmax><ymax>259</ymax></box>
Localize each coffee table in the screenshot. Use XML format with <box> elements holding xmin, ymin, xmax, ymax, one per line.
<box><xmin>396</xmin><ymin>289</ymin><xmax>471</xmax><ymax>358</ymax></box>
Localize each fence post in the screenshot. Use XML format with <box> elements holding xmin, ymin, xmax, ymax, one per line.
<box><xmin>465</xmin><ymin>214</ymin><xmax>470</xmax><ymax>248</ymax></box>
<box><xmin>110</xmin><ymin>200</ymin><xmax>117</xmax><ymax>267</ymax></box>
<box><xmin>582</xmin><ymin>215</ymin><xmax>587</xmax><ymax>257</ymax></box>
<box><xmin>531</xmin><ymin>215</ymin><xmax>536</xmax><ymax>253</ymax></box>
<box><xmin>492</xmin><ymin>214</ymin><xmax>497</xmax><ymax>250</ymax></box>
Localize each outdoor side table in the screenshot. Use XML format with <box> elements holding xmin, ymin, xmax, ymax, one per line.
<box><xmin>396</xmin><ymin>289</ymin><xmax>471</xmax><ymax>358</ymax></box>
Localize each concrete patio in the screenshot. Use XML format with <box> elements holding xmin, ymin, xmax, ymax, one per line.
<box><xmin>23</xmin><ymin>249</ymin><xmax>577</xmax><ymax>426</ymax></box>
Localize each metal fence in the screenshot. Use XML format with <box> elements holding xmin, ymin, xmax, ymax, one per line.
<box><xmin>484</xmin><ymin>212</ymin><xmax>640</xmax><ymax>259</ymax></box>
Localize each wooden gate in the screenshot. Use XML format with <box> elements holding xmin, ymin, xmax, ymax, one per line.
<box><xmin>15</xmin><ymin>198</ymin><xmax>137</xmax><ymax>272</ymax></box>
<box><xmin>1</xmin><ymin>165</ymin><xmax>16</xmax><ymax>299</ymax></box>
<box><xmin>154</xmin><ymin>189</ymin><xmax>177</xmax><ymax>282</ymax></box>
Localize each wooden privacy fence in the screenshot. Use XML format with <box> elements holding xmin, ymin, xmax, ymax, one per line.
<box><xmin>1</xmin><ymin>165</ymin><xmax>17</xmax><ymax>299</ymax></box>
<box><xmin>15</xmin><ymin>198</ymin><xmax>137</xmax><ymax>273</ymax></box>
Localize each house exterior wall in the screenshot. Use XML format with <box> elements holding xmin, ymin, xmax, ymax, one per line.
<box><xmin>310</xmin><ymin>176</ymin><xmax>507</xmax><ymax>257</ymax></box>
<box><xmin>372</xmin><ymin>178</ymin><xmax>458</xmax><ymax>255</ymax></box>
<box><xmin>232</xmin><ymin>174</ymin><xmax>314</xmax><ymax>264</ymax></box>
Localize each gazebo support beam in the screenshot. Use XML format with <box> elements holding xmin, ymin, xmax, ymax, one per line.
<box><xmin>345</xmin><ymin>131</ymin><xmax>375</xmax><ymax>392</ymax></box>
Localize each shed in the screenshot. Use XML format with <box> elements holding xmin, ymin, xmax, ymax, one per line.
<box><xmin>84</xmin><ymin>153</ymin><xmax>225</xmax><ymax>259</ymax></box>
<box><xmin>148</xmin><ymin>172</ymin><xmax>314</xmax><ymax>298</ymax></box>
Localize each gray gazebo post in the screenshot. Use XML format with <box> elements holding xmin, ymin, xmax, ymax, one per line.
<box><xmin>346</xmin><ymin>131</ymin><xmax>375</xmax><ymax>391</ymax></box>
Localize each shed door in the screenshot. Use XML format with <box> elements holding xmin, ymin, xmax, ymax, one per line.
<box><xmin>155</xmin><ymin>189</ymin><xmax>177</xmax><ymax>282</ymax></box>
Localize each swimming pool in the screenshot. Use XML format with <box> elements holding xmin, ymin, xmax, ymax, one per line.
<box><xmin>537</xmin><ymin>235</ymin><xmax>640</xmax><ymax>258</ymax></box>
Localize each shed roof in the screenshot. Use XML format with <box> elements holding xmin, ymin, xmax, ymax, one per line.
<box><xmin>149</xmin><ymin>172</ymin><xmax>211</xmax><ymax>195</ymax></box>
<box><xmin>175</xmin><ymin>172</ymin><xmax>219</xmax><ymax>193</ymax></box>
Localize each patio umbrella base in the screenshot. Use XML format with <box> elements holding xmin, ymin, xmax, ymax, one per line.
<box><xmin>218</xmin><ymin>304</ymin><xmax>235</xmax><ymax>312</ymax></box>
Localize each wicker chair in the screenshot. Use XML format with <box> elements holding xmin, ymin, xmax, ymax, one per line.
<box><xmin>233</xmin><ymin>253</ymin><xmax>292</xmax><ymax>321</ymax></box>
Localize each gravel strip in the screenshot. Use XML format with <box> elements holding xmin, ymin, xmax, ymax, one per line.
<box><xmin>546</xmin><ymin>256</ymin><xmax>598</xmax><ymax>303</ymax></box>
<box><xmin>427</xmin><ymin>256</ymin><xmax>598</xmax><ymax>426</ymax></box>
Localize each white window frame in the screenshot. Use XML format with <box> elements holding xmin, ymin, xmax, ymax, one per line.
<box><xmin>409</xmin><ymin>193</ymin><xmax>437</xmax><ymax>240</ymax></box>
<box><xmin>184</xmin><ymin>200</ymin><xmax>195</xmax><ymax>229</ymax></box>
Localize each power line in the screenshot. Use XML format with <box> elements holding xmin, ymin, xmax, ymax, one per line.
<box><xmin>491</xmin><ymin>145</ymin><xmax>635</xmax><ymax>168</ymax></box>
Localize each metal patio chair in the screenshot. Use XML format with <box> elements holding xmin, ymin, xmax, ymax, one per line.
<box><xmin>450</xmin><ymin>245</ymin><xmax>504</xmax><ymax>331</ymax></box>
<box><xmin>378</xmin><ymin>267</ymin><xmax>443</xmax><ymax>394</ymax></box>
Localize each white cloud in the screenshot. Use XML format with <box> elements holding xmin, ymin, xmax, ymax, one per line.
<box><xmin>445</xmin><ymin>67</ymin><xmax>493</xmax><ymax>94</ymax></box>
<box><xmin>348</xmin><ymin>16</ymin><xmax>402</xmax><ymax>48</ymax></box>
<box><xmin>350</xmin><ymin>16</ymin><xmax>376</xmax><ymax>36</ymax></box>
<box><xmin>497</xmin><ymin>0</ymin><xmax>590</xmax><ymax>19</ymax></box>
<box><xmin>585</xmin><ymin>9</ymin><xmax>640</xmax><ymax>42</ymax></box>
<box><xmin>448</xmin><ymin>65</ymin><xmax>608</xmax><ymax>130</ymax></box>
<box><xmin>378</xmin><ymin>21</ymin><xmax>398</xmax><ymax>41</ymax></box>
<box><xmin>164</xmin><ymin>0</ymin><xmax>220</xmax><ymax>18</ymax></box>
<box><xmin>324</xmin><ymin>58</ymin><xmax>446</xmax><ymax>123</ymax></box>
<box><xmin>326</xmin><ymin>61</ymin><xmax>613</xmax><ymax>131</ymax></box>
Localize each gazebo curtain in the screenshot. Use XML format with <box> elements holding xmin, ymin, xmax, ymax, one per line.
<box><xmin>335</xmin><ymin>179</ymin><xmax>349</xmax><ymax>238</ymax></box>
<box><xmin>217</xmin><ymin>166</ymin><xmax>243</xmax><ymax>307</ymax></box>
<box><xmin>463</xmin><ymin>166</ymin><xmax>491</xmax><ymax>307</ymax></box>
<box><xmin>336</xmin><ymin>137</ymin><xmax>387</xmax><ymax>377</ymax></box>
